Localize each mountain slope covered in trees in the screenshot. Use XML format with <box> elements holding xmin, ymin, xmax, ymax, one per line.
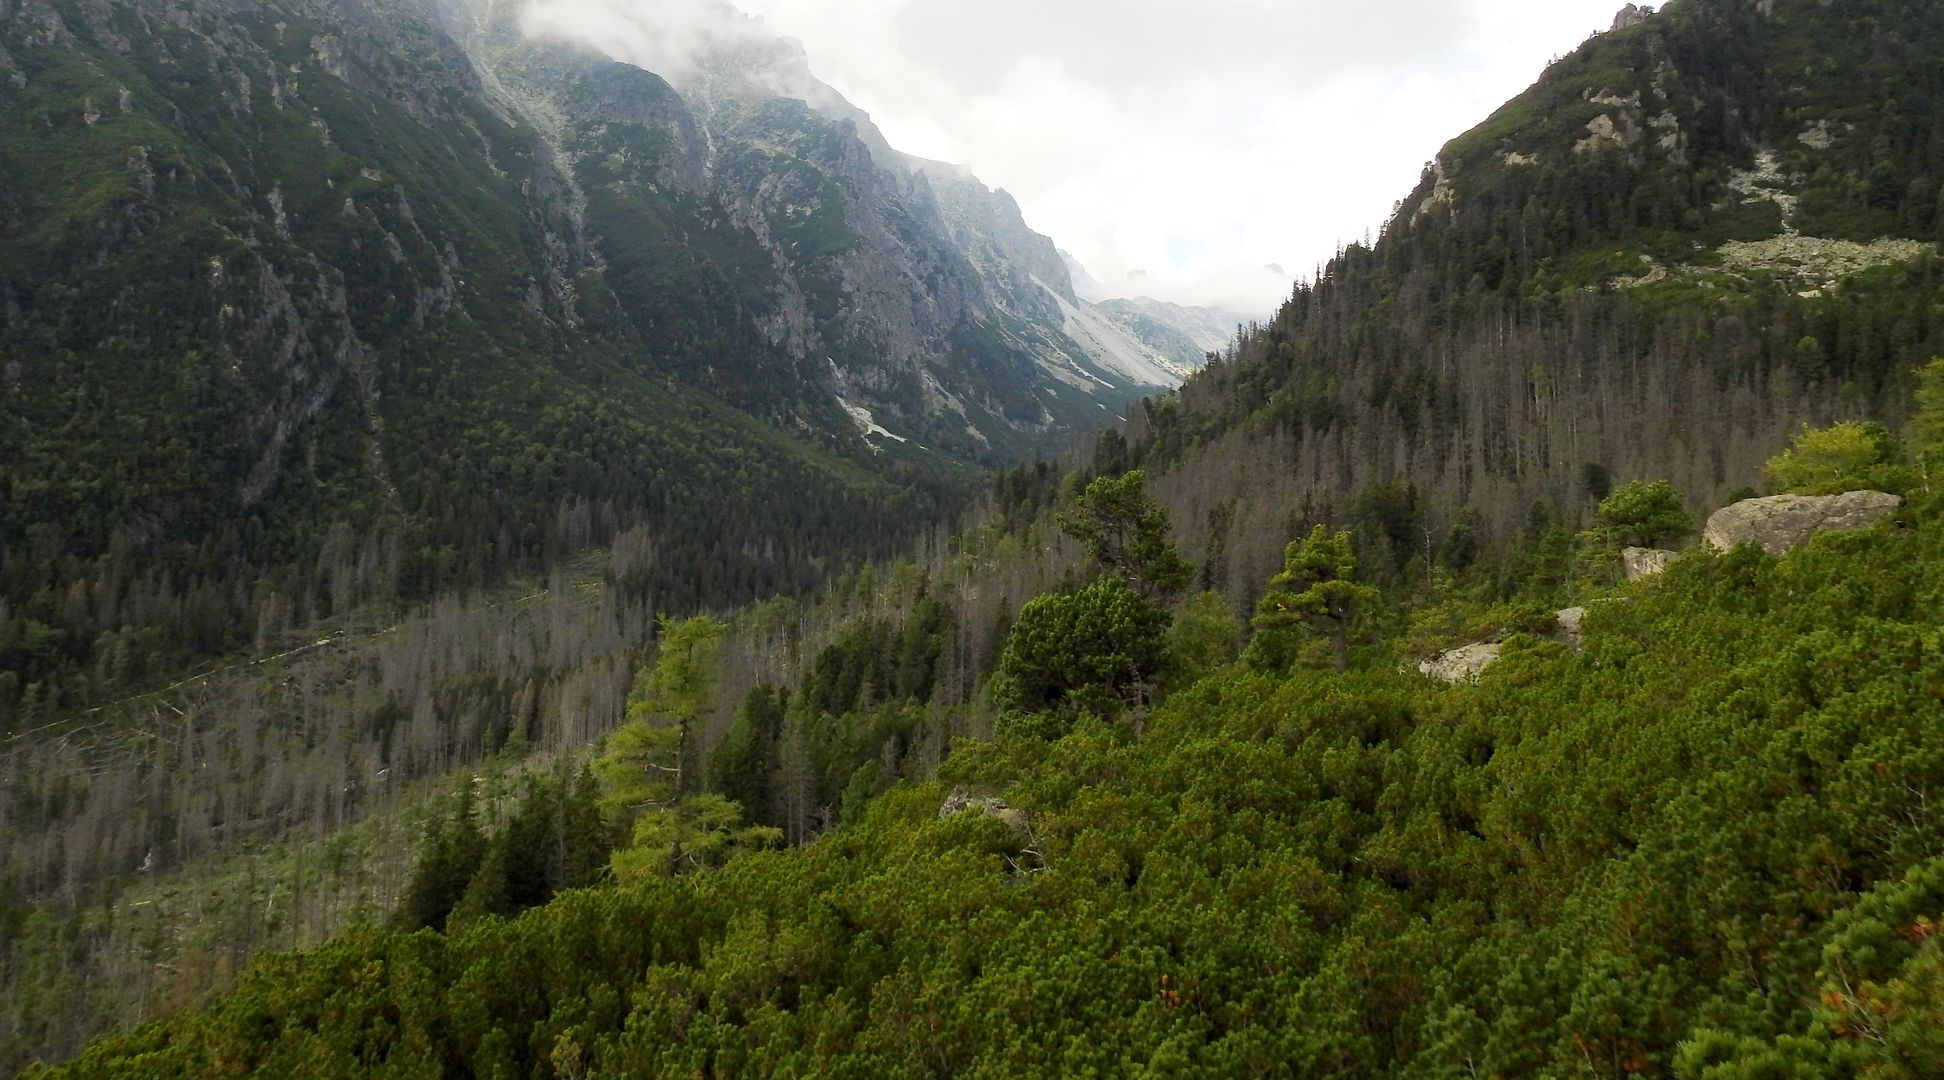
<box><xmin>0</xmin><ymin>0</ymin><xmax>1188</xmax><ymax>729</ymax></box>
<box><xmin>34</xmin><ymin>443</ymin><xmax>1944</xmax><ymax>1079</ymax></box>
<box><xmin>12</xmin><ymin>0</ymin><xmax>1944</xmax><ymax>1073</ymax></box>
<box><xmin>1108</xmin><ymin>0</ymin><xmax>1944</xmax><ymax>594</ymax></box>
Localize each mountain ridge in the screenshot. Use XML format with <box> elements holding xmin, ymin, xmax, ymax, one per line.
<box><xmin>0</xmin><ymin>0</ymin><xmax>1206</xmax><ymax>730</ymax></box>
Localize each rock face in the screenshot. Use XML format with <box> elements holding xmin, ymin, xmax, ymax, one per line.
<box><xmin>1623</xmin><ymin>547</ymin><xmax>1679</xmax><ymax>581</ymax></box>
<box><xmin>1091</xmin><ymin>293</ymin><xmax>1249</xmax><ymax>372</ymax></box>
<box><xmin>1703</xmin><ymin>491</ymin><xmax>1903</xmax><ymax>556</ymax></box>
<box><xmin>1611</xmin><ymin>4</ymin><xmax>1651</xmax><ymax>31</ymax></box>
<box><xmin>1419</xmin><ymin>643</ymin><xmax>1504</xmax><ymax>685</ymax></box>
<box><xmin>939</xmin><ymin>788</ymin><xmax>1029</xmax><ymax>832</ymax></box>
<box><xmin>490</xmin><ymin>19</ymin><xmax>1188</xmax><ymax>462</ymax></box>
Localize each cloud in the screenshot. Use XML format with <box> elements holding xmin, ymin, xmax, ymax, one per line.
<box><xmin>520</xmin><ymin>0</ymin><xmax>772</xmax><ymax>85</ymax></box>
<box><xmin>524</xmin><ymin>0</ymin><xmax>1628</xmax><ymax>313</ymax></box>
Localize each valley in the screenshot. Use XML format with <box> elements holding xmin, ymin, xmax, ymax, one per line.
<box><xmin>6</xmin><ymin>0</ymin><xmax>1944</xmax><ymax>1074</ymax></box>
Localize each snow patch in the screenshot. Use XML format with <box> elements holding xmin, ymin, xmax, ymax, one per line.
<box><xmin>838</xmin><ymin>398</ymin><xmax>906</xmax><ymax>445</ymax></box>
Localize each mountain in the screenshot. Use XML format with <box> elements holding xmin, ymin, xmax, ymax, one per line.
<box><xmin>478</xmin><ymin>8</ymin><xmax>1190</xmax><ymax>458</ymax></box>
<box><xmin>1061</xmin><ymin>247</ymin><xmax>1254</xmax><ymax>369</ymax></box>
<box><xmin>14</xmin><ymin>0</ymin><xmax>1944</xmax><ymax>1071</ymax></box>
<box><xmin>1096</xmin><ymin>294</ymin><xmax>1249</xmax><ymax>370</ymax></box>
<box><xmin>0</xmin><ymin>0</ymin><xmax>1182</xmax><ymax>727</ymax></box>
<box><xmin>1114</xmin><ymin>0</ymin><xmax>1944</xmax><ymax>586</ymax></box>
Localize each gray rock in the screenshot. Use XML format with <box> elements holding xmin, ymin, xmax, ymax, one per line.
<box><xmin>1553</xmin><ymin>607</ymin><xmax>1588</xmax><ymax>650</ymax></box>
<box><xmin>1418</xmin><ymin>642</ymin><xmax>1503</xmax><ymax>684</ymax></box>
<box><xmin>1703</xmin><ymin>491</ymin><xmax>1902</xmax><ymax>556</ymax></box>
<box><xmin>939</xmin><ymin>788</ymin><xmax>1029</xmax><ymax>832</ymax></box>
<box><xmin>1610</xmin><ymin>4</ymin><xmax>1650</xmax><ymax>31</ymax></box>
<box><xmin>1623</xmin><ymin>547</ymin><xmax>1678</xmax><ymax>581</ymax></box>
<box><xmin>1552</xmin><ymin>600</ymin><xmax>1629</xmax><ymax>650</ymax></box>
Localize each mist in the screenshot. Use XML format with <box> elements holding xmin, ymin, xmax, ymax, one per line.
<box><xmin>517</xmin><ymin>0</ymin><xmax>1629</xmax><ymax>313</ymax></box>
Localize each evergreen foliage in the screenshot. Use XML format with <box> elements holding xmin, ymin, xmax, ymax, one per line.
<box><xmin>37</xmin><ymin>492</ymin><xmax>1944</xmax><ymax>1079</ymax></box>
<box><xmin>592</xmin><ymin>617</ymin><xmax>782</xmax><ymax>880</ymax></box>
<box><xmin>1591</xmin><ymin>479</ymin><xmax>1694</xmax><ymax>549</ymax></box>
<box><xmin>989</xmin><ymin>578</ymin><xmax>1171</xmax><ymax>727</ymax></box>
<box><xmin>394</xmin><ymin>785</ymin><xmax>486</xmax><ymax>933</ymax></box>
<box><xmin>1763</xmin><ymin>420</ymin><xmax>1914</xmax><ymax>495</ymax></box>
<box><xmin>1055</xmin><ymin>470</ymin><xmax>1194</xmax><ymax>602</ymax></box>
<box><xmin>1246</xmin><ymin>526</ymin><xmax>1383</xmax><ymax>673</ymax></box>
<box><xmin>1909</xmin><ymin>357</ymin><xmax>1944</xmax><ymax>473</ymax></box>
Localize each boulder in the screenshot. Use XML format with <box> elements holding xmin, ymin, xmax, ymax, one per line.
<box><xmin>1703</xmin><ymin>491</ymin><xmax>1902</xmax><ymax>556</ymax></box>
<box><xmin>1552</xmin><ymin>599</ymin><xmax>1629</xmax><ymax>650</ymax></box>
<box><xmin>1610</xmin><ymin>4</ymin><xmax>1649</xmax><ymax>31</ymax></box>
<box><xmin>1418</xmin><ymin>642</ymin><xmax>1503</xmax><ymax>684</ymax></box>
<box><xmin>939</xmin><ymin>788</ymin><xmax>1028</xmax><ymax>832</ymax></box>
<box><xmin>1552</xmin><ymin>607</ymin><xmax>1587</xmax><ymax>650</ymax></box>
<box><xmin>1623</xmin><ymin>547</ymin><xmax>1678</xmax><ymax>581</ymax></box>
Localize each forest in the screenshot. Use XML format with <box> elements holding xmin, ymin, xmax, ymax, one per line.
<box><xmin>9</xmin><ymin>0</ymin><xmax>1944</xmax><ymax>1072</ymax></box>
<box><xmin>24</xmin><ymin>393</ymin><xmax>1944</xmax><ymax>1076</ymax></box>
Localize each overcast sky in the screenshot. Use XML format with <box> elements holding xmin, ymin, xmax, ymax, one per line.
<box><xmin>528</xmin><ymin>0</ymin><xmax>1630</xmax><ymax>313</ymax></box>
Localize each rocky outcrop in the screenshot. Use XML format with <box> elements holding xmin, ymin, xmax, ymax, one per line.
<box><xmin>1703</xmin><ymin>491</ymin><xmax>1903</xmax><ymax>556</ymax></box>
<box><xmin>939</xmin><ymin>788</ymin><xmax>1030</xmax><ymax>832</ymax></box>
<box><xmin>1623</xmin><ymin>547</ymin><xmax>1678</xmax><ymax>580</ymax></box>
<box><xmin>1422</xmin><ymin>601</ymin><xmax>1613</xmax><ymax>684</ymax></box>
<box><xmin>1552</xmin><ymin>607</ymin><xmax>1588</xmax><ymax>650</ymax></box>
<box><xmin>1418</xmin><ymin>643</ymin><xmax>1504</xmax><ymax>684</ymax></box>
<box><xmin>1716</xmin><ymin>235</ymin><xmax>1933</xmax><ymax>285</ymax></box>
<box><xmin>1611</xmin><ymin>4</ymin><xmax>1651</xmax><ymax>31</ymax></box>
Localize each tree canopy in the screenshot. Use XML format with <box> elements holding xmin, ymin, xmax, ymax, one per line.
<box><xmin>1247</xmin><ymin>525</ymin><xmax>1383</xmax><ymax>672</ymax></box>
<box><xmin>1591</xmin><ymin>479</ymin><xmax>1693</xmax><ymax>549</ymax></box>
<box><xmin>1056</xmin><ymin>470</ymin><xmax>1193</xmax><ymax>602</ymax></box>
<box><xmin>989</xmin><ymin>577</ymin><xmax>1171</xmax><ymax>729</ymax></box>
<box><xmin>1764</xmin><ymin>420</ymin><xmax>1912</xmax><ymax>495</ymax></box>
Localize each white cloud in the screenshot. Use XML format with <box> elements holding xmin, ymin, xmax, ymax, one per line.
<box><xmin>521</xmin><ymin>0</ymin><xmax>764</xmax><ymax>84</ymax></box>
<box><xmin>526</xmin><ymin>0</ymin><xmax>1629</xmax><ymax>313</ymax></box>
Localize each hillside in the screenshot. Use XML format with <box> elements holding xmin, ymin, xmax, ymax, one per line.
<box><xmin>0</xmin><ymin>0</ymin><xmax>1193</xmax><ymax>732</ymax></box>
<box><xmin>10</xmin><ymin>0</ymin><xmax>1944</xmax><ymax>1072</ymax></box>
<box><xmin>31</xmin><ymin>469</ymin><xmax>1944</xmax><ymax>1078</ymax></box>
<box><xmin>1108</xmin><ymin>0</ymin><xmax>1944</xmax><ymax>598</ymax></box>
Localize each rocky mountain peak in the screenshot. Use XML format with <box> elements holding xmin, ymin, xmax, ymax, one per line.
<box><xmin>1610</xmin><ymin>4</ymin><xmax>1654</xmax><ymax>31</ymax></box>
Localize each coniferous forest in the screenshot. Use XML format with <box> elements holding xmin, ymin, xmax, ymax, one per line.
<box><xmin>7</xmin><ymin>0</ymin><xmax>1944</xmax><ymax>1075</ymax></box>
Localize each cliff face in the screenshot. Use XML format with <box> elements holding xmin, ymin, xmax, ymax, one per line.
<box><xmin>475</xmin><ymin>13</ymin><xmax>1192</xmax><ymax>461</ymax></box>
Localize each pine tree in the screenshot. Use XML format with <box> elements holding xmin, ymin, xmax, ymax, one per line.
<box><xmin>1056</xmin><ymin>471</ymin><xmax>1193</xmax><ymax>602</ymax></box>
<box><xmin>1248</xmin><ymin>526</ymin><xmax>1382</xmax><ymax>673</ymax></box>
<box><xmin>395</xmin><ymin>784</ymin><xmax>485</xmax><ymax>931</ymax></box>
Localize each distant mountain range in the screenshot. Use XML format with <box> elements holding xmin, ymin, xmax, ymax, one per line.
<box><xmin>0</xmin><ymin>0</ymin><xmax>1225</xmax><ymax>723</ymax></box>
<box><xmin>1060</xmin><ymin>248</ymin><xmax>1255</xmax><ymax>369</ymax></box>
<box><xmin>473</xmin><ymin>7</ymin><xmax>1213</xmax><ymax>460</ymax></box>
